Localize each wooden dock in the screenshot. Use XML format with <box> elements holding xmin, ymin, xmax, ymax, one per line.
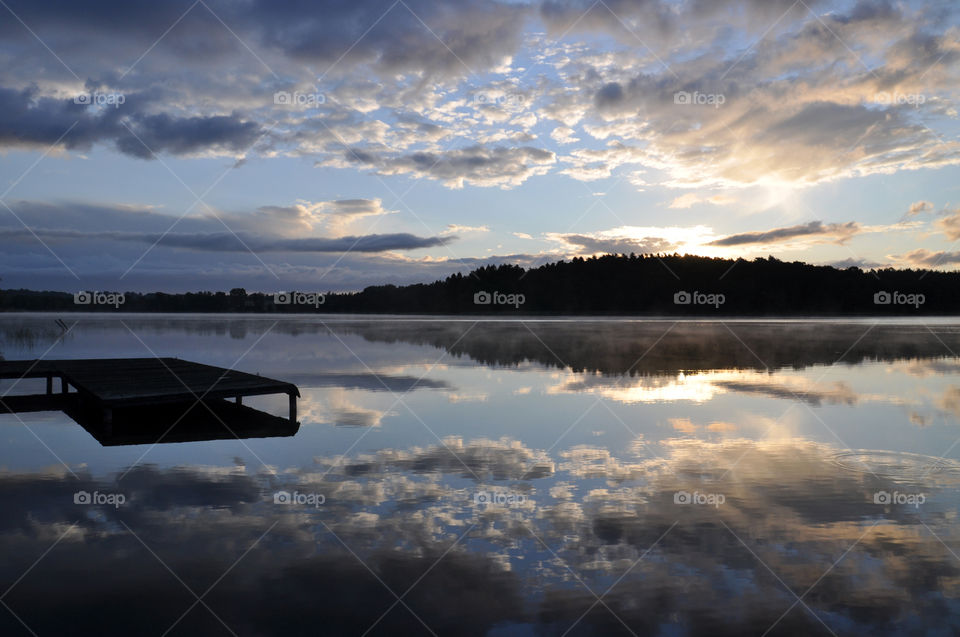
<box><xmin>0</xmin><ymin>358</ymin><xmax>300</xmax><ymax>435</ymax></box>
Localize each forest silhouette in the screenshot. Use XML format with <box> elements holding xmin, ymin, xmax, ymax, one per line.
<box><xmin>2</xmin><ymin>254</ymin><xmax>956</xmax><ymax>315</ymax></box>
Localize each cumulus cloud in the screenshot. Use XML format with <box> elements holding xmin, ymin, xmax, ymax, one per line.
<box><xmin>538</xmin><ymin>1</ymin><xmax>960</xmax><ymax>189</ymax></box>
<box><xmin>549</xmin><ymin>126</ymin><xmax>579</xmax><ymax>144</ymax></box>
<box><xmin>343</xmin><ymin>145</ymin><xmax>557</xmax><ymax>189</ymax></box>
<box><xmin>0</xmin><ymin>0</ymin><xmax>956</xmax><ymax>190</ymax></box>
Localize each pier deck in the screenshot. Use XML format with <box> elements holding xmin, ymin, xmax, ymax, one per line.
<box><xmin>0</xmin><ymin>357</ymin><xmax>300</xmax><ymax>424</ymax></box>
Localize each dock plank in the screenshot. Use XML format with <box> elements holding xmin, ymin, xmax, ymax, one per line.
<box><xmin>0</xmin><ymin>357</ymin><xmax>298</xmax><ymax>414</ymax></box>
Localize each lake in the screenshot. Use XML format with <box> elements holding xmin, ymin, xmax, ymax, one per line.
<box><xmin>1</xmin><ymin>314</ymin><xmax>959</xmax><ymax>636</ymax></box>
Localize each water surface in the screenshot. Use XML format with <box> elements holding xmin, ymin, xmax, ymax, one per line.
<box><xmin>1</xmin><ymin>315</ymin><xmax>959</xmax><ymax>636</ymax></box>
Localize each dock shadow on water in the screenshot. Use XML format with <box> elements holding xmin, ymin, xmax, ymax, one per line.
<box><xmin>1</xmin><ymin>316</ymin><xmax>960</xmax><ymax>635</ymax></box>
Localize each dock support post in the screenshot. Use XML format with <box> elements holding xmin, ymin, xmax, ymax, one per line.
<box><xmin>236</xmin><ymin>395</ymin><xmax>242</xmax><ymax>405</ymax></box>
<box><xmin>288</xmin><ymin>392</ymin><xmax>297</xmax><ymax>422</ymax></box>
<box><xmin>61</xmin><ymin>377</ymin><xmax>68</xmax><ymax>393</ymax></box>
<box><xmin>46</xmin><ymin>375</ymin><xmax>53</xmax><ymax>394</ymax></box>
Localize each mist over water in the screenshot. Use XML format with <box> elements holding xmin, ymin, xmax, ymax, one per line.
<box><xmin>2</xmin><ymin>315</ymin><xmax>959</xmax><ymax>636</ymax></box>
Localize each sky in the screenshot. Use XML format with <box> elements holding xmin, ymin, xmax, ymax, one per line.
<box><xmin>0</xmin><ymin>0</ymin><xmax>958</xmax><ymax>293</ymax></box>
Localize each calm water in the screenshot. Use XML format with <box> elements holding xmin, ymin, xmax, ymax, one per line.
<box><xmin>2</xmin><ymin>315</ymin><xmax>960</xmax><ymax>636</ymax></box>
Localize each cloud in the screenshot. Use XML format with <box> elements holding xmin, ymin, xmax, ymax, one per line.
<box><xmin>291</xmin><ymin>373</ymin><xmax>451</xmax><ymax>392</ymax></box>
<box><xmin>538</xmin><ymin>2</ymin><xmax>960</xmax><ymax>188</ymax></box>
<box><xmin>552</xmin><ymin>233</ymin><xmax>677</xmax><ymax>255</ymax></box>
<box><xmin>907</xmin><ymin>200</ymin><xmax>935</xmax><ymax>216</ymax></box>
<box><xmin>0</xmin><ymin>87</ymin><xmax>261</xmax><ymax>158</ymax></box>
<box><xmin>889</xmin><ymin>248</ymin><xmax>960</xmax><ymax>269</ymax></box>
<box><xmin>668</xmin><ymin>194</ymin><xmax>702</xmax><ymax>210</ymax></box>
<box><xmin>343</xmin><ymin>145</ymin><xmax>557</xmax><ymax>189</ymax></box>
<box><xmin>444</xmin><ymin>224</ymin><xmax>490</xmax><ymax>235</ymax></box>
<box><xmin>254</xmin><ymin>200</ymin><xmax>392</xmax><ymax>235</ymax></box>
<box><xmin>0</xmin><ymin>199</ymin><xmax>451</xmax><ymax>261</ymax></box>
<box><xmin>253</xmin><ymin>0</ymin><xmax>529</xmax><ymax>77</ymax></box>
<box><xmin>316</xmin><ymin>199</ymin><xmax>390</xmax><ymax>217</ymax></box>
<box><xmin>0</xmin><ymin>0</ymin><xmax>956</xmax><ymax>192</ymax></box>
<box><xmin>0</xmin><ymin>198</ymin><xmax>546</xmax><ymax>290</ymax></box>
<box><xmin>4</xmin><ymin>198</ymin><xmax>397</xmax><ymax>239</ymax></box>
<box><xmin>934</xmin><ymin>209</ymin><xmax>960</xmax><ymax>240</ymax></box>
<box><xmin>3</xmin><ymin>436</ymin><xmax>960</xmax><ymax>635</ymax></box>
<box><xmin>558</xmin><ymin>142</ymin><xmax>647</xmax><ymax>181</ymax></box>
<box><xmin>713</xmin><ymin>379</ymin><xmax>859</xmax><ymax>407</ymax></box>
<box><xmin>549</xmin><ymin>126</ymin><xmax>579</xmax><ymax>144</ymax></box>
<box><xmin>667</xmin><ymin>193</ymin><xmax>735</xmax><ymax>209</ymax></box>
<box><xmin>0</xmin><ymin>0</ymin><xmax>530</xmax><ymax>80</ymax></box>
<box><xmin>0</xmin><ymin>227</ymin><xmax>451</xmax><ymax>253</ymax></box>
<box><xmin>709</xmin><ymin>221</ymin><xmax>860</xmax><ymax>247</ymax></box>
<box><xmin>669</xmin><ymin>417</ymin><xmax>697</xmax><ymax>434</ymax></box>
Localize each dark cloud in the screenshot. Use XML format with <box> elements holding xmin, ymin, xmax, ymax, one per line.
<box><xmin>0</xmin><ymin>0</ymin><xmax>529</xmax><ymax>79</ymax></box>
<box><xmin>713</xmin><ymin>379</ymin><xmax>858</xmax><ymax>406</ymax></box>
<box><xmin>113</xmin><ymin>112</ymin><xmax>261</xmax><ymax>158</ymax></box>
<box><xmin>289</xmin><ymin>372</ymin><xmax>451</xmax><ymax>392</ymax></box>
<box><xmin>709</xmin><ymin>221</ymin><xmax>860</xmax><ymax>246</ymax></box>
<box><xmin>0</xmin><ymin>198</ymin><xmax>542</xmax><ymax>291</ymax></box>
<box><xmin>0</xmin><ymin>86</ymin><xmax>260</xmax><ymax>158</ymax></box>
<box><xmin>594</xmin><ymin>82</ymin><xmax>624</xmax><ymax>109</ymax></box>
<box><xmin>0</xmin><ymin>227</ymin><xmax>452</xmax><ymax>253</ymax></box>
<box><xmin>254</xmin><ymin>0</ymin><xmax>529</xmax><ymax>76</ymax></box>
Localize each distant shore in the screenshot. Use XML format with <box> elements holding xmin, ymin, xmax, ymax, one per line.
<box><xmin>2</xmin><ymin>254</ymin><xmax>956</xmax><ymax>316</ymax></box>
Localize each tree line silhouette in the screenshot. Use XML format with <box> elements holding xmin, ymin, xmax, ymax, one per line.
<box><xmin>2</xmin><ymin>254</ymin><xmax>958</xmax><ymax>314</ymax></box>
